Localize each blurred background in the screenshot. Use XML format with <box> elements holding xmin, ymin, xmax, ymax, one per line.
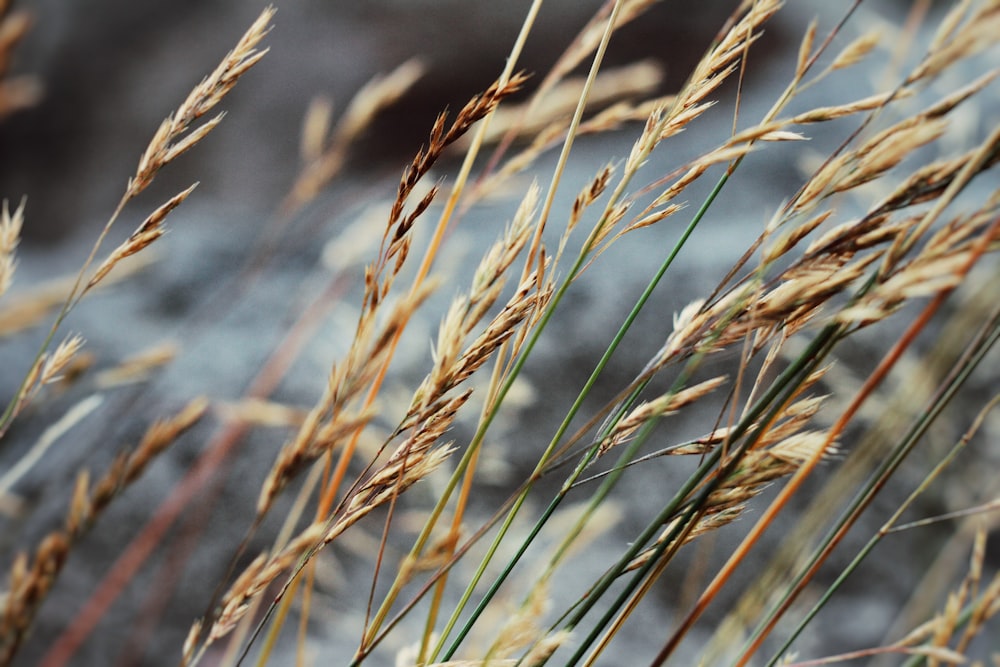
<box><xmin>2</xmin><ymin>1</ymin><xmax>998</xmax><ymax>665</ymax></box>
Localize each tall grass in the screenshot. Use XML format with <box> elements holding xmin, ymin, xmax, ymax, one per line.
<box><xmin>2</xmin><ymin>1</ymin><xmax>999</xmax><ymax>665</ymax></box>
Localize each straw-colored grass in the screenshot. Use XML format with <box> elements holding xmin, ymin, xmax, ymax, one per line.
<box><xmin>1</xmin><ymin>1</ymin><xmax>999</xmax><ymax>666</ymax></box>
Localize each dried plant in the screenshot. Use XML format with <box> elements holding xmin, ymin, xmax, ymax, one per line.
<box><xmin>0</xmin><ymin>7</ymin><xmax>273</xmax><ymax>440</ymax></box>
<box><xmin>1</xmin><ymin>1</ymin><xmax>998</xmax><ymax>666</ymax></box>
<box><xmin>0</xmin><ymin>2</ymin><xmax>40</xmax><ymax>120</ymax></box>
<box><xmin>0</xmin><ymin>398</ymin><xmax>207</xmax><ymax>664</ymax></box>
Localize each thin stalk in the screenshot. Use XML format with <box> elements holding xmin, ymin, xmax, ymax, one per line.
<box><xmin>755</xmin><ymin>309</ymin><xmax>1000</xmax><ymax>666</ymax></box>
<box><xmin>332</xmin><ymin>1</ymin><xmax>540</xmax><ymax>654</ymax></box>
<box><xmin>899</xmin><ymin>586</ymin><xmax>1000</xmax><ymax>667</ymax></box>
<box><xmin>436</xmin><ymin>162</ymin><xmax>736</xmax><ymax>663</ymax></box>
<box><xmin>455</xmin><ymin>351</ymin><xmax>703</xmax><ymax>665</ymax></box>
<box><xmin>362</xmin><ymin>3</ymin><xmax>627</xmax><ymax>659</ymax></box>
<box><xmin>430</xmin><ymin>2</ymin><xmax>830</xmax><ymax>637</ymax></box>
<box><xmin>655</xmin><ymin>218</ymin><xmax>1000</xmax><ymax>667</ymax></box>
<box><xmin>417</xmin><ymin>343</ymin><xmax>511</xmax><ymax>663</ymax></box>
<box><xmin>555</xmin><ymin>320</ymin><xmax>845</xmax><ymax>667</ymax></box>
<box><xmin>0</xmin><ymin>197</ymin><xmax>127</xmax><ymax>438</ymax></box>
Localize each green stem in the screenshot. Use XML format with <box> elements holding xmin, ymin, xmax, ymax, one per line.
<box><xmin>557</xmin><ymin>322</ymin><xmax>844</xmax><ymax>666</ymax></box>
<box><xmin>757</xmin><ymin>306</ymin><xmax>1000</xmax><ymax>666</ymax></box>
<box><xmin>435</xmin><ymin>159</ymin><xmax>737</xmax><ymax>663</ymax></box>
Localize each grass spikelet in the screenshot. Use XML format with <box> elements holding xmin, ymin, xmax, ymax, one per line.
<box><xmin>568</xmin><ymin>166</ymin><xmax>613</xmax><ymax>234</ymax></box>
<box><xmin>128</xmin><ymin>7</ymin><xmax>274</xmax><ymax>197</ymax></box>
<box><xmin>835</xmin><ymin>117</ymin><xmax>948</xmax><ymax>193</ymax></box>
<box><xmin>0</xmin><ymin>5</ymin><xmax>40</xmax><ymax>118</ymax></box>
<box><xmin>626</xmin><ymin>508</ymin><xmax>744</xmax><ymax>573</ymax></box>
<box><xmin>94</xmin><ymin>340</ymin><xmax>179</xmax><ymax>388</ymax></box>
<box><xmin>0</xmin><ymin>399</ymin><xmax>206</xmax><ymax>663</ymax></box>
<box><xmin>38</xmin><ymin>334</ymin><xmax>85</xmax><ymax>387</ymax></box>
<box><xmin>9</xmin><ymin>334</ymin><xmax>86</xmax><ymax>421</ymax></box>
<box><xmin>617</xmin><ymin>202</ymin><xmax>684</xmax><ymax>236</ymax></box>
<box><xmin>326</xmin><ymin>440</ymin><xmax>457</xmax><ymax>546</ymax></box>
<box><xmin>909</xmin><ymin>0</ymin><xmax>1000</xmax><ymax>83</ymax></box>
<box><xmin>477</xmin><ymin>60</ymin><xmax>662</xmax><ymax>146</ymax></box>
<box><xmin>86</xmin><ymin>183</ymin><xmax>198</xmax><ymax>291</ymax></box>
<box><xmin>829</xmin><ymin>29</ymin><xmax>881</xmax><ymax>71</ymax></box>
<box><xmin>790</xmin><ymin>90</ymin><xmax>913</xmax><ymax>125</ymax></box>
<box><xmin>599</xmin><ymin>376</ymin><xmax>728</xmax><ymax>457</ymax></box>
<box><xmin>0</xmin><ymin>198</ymin><xmax>24</xmax><ymax>298</ymax></box>
<box><xmin>284</xmin><ymin>59</ymin><xmax>426</xmax><ymax>215</ymax></box>
<box><xmin>394</xmin><ymin>72</ymin><xmax>528</xmax><ymax>220</ymax></box>
<box><xmin>762</xmin><ymin>210</ymin><xmax>834</xmax><ymax>264</ymax></box>
<box><xmin>795</xmin><ymin>18</ymin><xmax>818</xmax><ymax>80</ymax></box>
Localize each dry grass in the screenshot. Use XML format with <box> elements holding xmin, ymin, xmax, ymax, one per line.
<box><xmin>0</xmin><ymin>1</ymin><xmax>39</xmax><ymax>120</ymax></box>
<box><xmin>0</xmin><ymin>398</ymin><xmax>207</xmax><ymax>664</ymax></box>
<box><xmin>1</xmin><ymin>1</ymin><xmax>999</xmax><ymax>666</ymax></box>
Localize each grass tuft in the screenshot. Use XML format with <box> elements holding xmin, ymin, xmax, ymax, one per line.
<box><xmin>1</xmin><ymin>2</ymin><xmax>999</xmax><ymax>666</ymax></box>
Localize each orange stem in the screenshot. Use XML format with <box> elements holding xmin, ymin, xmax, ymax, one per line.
<box><xmin>652</xmin><ymin>216</ymin><xmax>1000</xmax><ymax>666</ymax></box>
<box><xmin>729</xmin><ymin>217</ymin><xmax>1000</xmax><ymax>666</ymax></box>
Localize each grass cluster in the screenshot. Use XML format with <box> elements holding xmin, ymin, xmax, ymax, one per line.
<box><xmin>1</xmin><ymin>1</ymin><xmax>999</xmax><ymax>665</ymax></box>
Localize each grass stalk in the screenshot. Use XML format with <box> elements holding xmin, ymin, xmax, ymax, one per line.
<box><xmin>754</xmin><ymin>306</ymin><xmax>1000</xmax><ymax>666</ymax></box>
<box><xmin>659</xmin><ymin>216</ymin><xmax>1000</xmax><ymax>666</ymax></box>
<box><xmin>436</xmin><ymin>155</ymin><xmax>737</xmax><ymax>663</ymax></box>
